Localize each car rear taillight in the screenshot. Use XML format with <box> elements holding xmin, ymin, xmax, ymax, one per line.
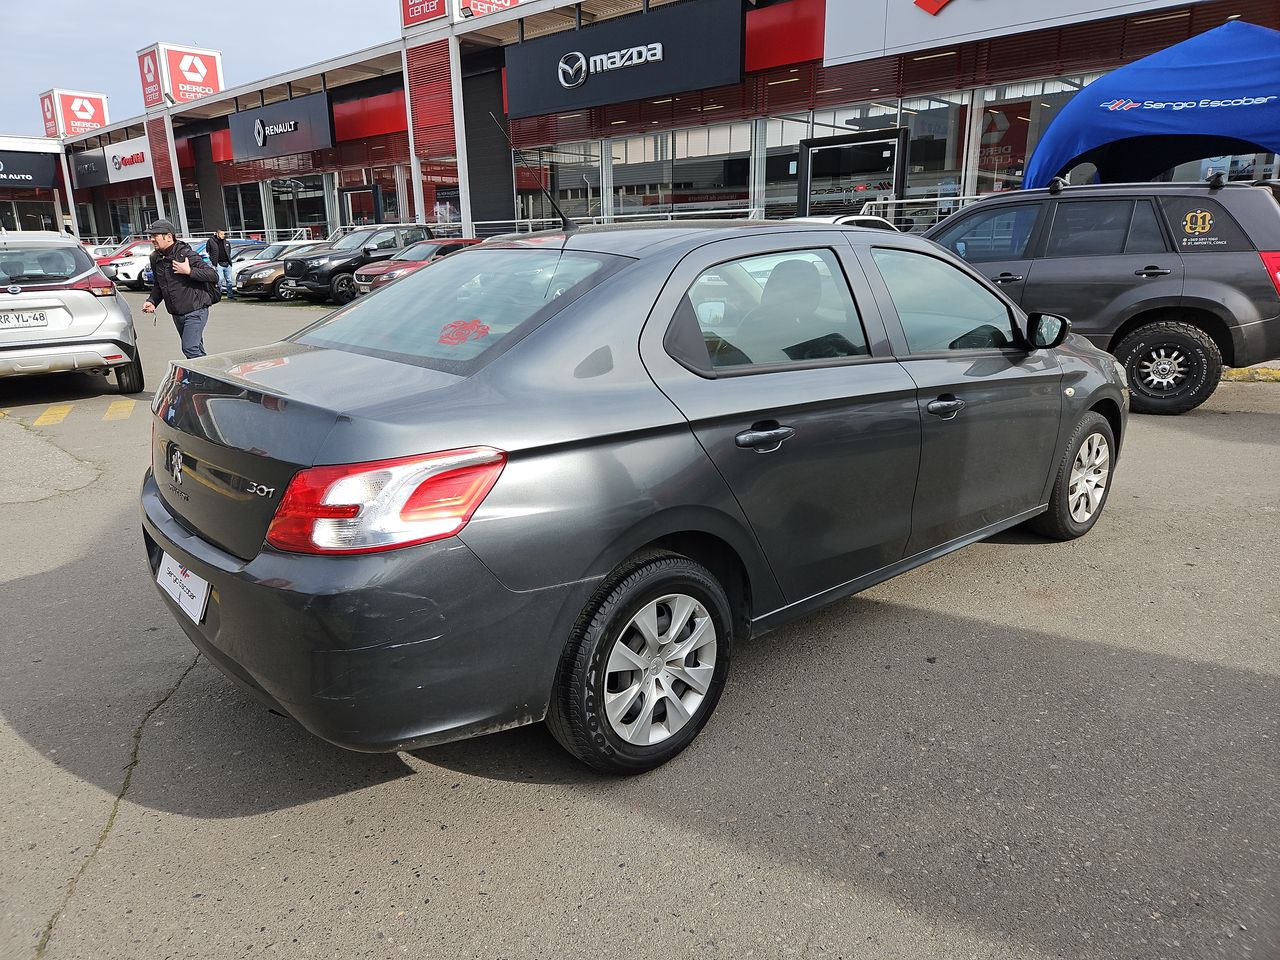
<box><xmin>1259</xmin><ymin>252</ymin><xmax>1280</xmax><ymax>299</ymax></box>
<box><xmin>265</xmin><ymin>447</ymin><xmax>506</xmax><ymax>555</ymax></box>
<box><xmin>72</xmin><ymin>273</ymin><xmax>118</xmax><ymax>298</ymax></box>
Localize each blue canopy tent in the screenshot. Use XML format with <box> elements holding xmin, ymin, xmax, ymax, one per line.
<box><xmin>1025</xmin><ymin>21</ymin><xmax>1280</xmax><ymax>189</ymax></box>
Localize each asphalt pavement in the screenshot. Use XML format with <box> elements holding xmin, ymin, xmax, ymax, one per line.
<box><xmin>0</xmin><ymin>291</ymin><xmax>1277</xmax><ymax>960</ymax></box>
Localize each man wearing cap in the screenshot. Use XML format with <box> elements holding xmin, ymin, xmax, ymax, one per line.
<box><xmin>141</xmin><ymin>220</ymin><xmax>219</xmax><ymax>359</ymax></box>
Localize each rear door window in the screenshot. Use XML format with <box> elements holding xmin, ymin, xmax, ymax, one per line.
<box><xmin>1044</xmin><ymin>200</ymin><xmax>1133</xmax><ymax>257</ymax></box>
<box><xmin>294</xmin><ymin>247</ymin><xmax>623</xmax><ymax>373</ymax></box>
<box><xmin>1159</xmin><ymin>196</ymin><xmax>1254</xmax><ymax>252</ymax></box>
<box><xmin>934</xmin><ymin>204</ymin><xmax>1041</xmax><ymax>263</ymax></box>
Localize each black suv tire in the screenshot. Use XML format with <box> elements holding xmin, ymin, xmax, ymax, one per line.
<box><xmin>548</xmin><ymin>553</ymin><xmax>732</xmax><ymax>774</ymax></box>
<box><xmin>1114</xmin><ymin>321</ymin><xmax>1222</xmax><ymax>415</ymax></box>
<box><xmin>115</xmin><ymin>354</ymin><xmax>144</xmax><ymax>395</ymax></box>
<box><xmin>330</xmin><ymin>273</ymin><xmax>357</xmax><ymax>305</ymax></box>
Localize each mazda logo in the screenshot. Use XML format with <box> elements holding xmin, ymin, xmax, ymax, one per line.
<box><xmin>167</xmin><ymin>443</ymin><xmax>184</xmax><ymax>485</ymax></box>
<box><xmin>254</xmin><ymin>118</ymin><xmax>266</xmax><ymax>148</ymax></box>
<box><xmin>558</xmin><ymin>52</ymin><xmax>587</xmax><ymax>89</ymax></box>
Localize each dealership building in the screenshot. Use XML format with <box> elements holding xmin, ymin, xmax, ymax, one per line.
<box><xmin>17</xmin><ymin>0</ymin><xmax>1279</xmax><ymax>240</ymax></box>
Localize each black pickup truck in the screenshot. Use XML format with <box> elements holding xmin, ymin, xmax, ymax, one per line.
<box><xmin>282</xmin><ymin>224</ymin><xmax>433</xmax><ymax>304</ymax></box>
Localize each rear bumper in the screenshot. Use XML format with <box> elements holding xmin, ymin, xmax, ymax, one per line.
<box><xmin>0</xmin><ymin>338</ymin><xmax>135</xmax><ymax>377</ymax></box>
<box><xmin>1232</xmin><ymin>313</ymin><xmax>1280</xmax><ymax>367</ymax></box>
<box><xmin>140</xmin><ymin>470</ymin><xmax>587</xmax><ymax>752</ymax></box>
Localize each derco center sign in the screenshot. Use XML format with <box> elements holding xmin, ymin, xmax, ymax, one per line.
<box><xmin>504</xmin><ymin>0</ymin><xmax>743</xmax><ymax>120</ymax></box>
<box><xmin>137</xmin><ymin>43</ymin><xmax>225</xmax><ymax>108</ymax></box>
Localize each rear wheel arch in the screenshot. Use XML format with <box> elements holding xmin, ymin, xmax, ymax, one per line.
<box><xmin>1107</xmin><ymin>306</ymin><xmax>1235</xmax><ymax>367</ymax></box>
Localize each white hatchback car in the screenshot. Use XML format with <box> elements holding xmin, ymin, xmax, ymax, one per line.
<box><xmin>0</xmin><ymin>232</ymin><xmax>143</xmax><ymax>393</ymax></box>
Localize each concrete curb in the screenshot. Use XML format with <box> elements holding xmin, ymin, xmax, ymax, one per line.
<box><xmin>1223</xmin><ymin>367</ymin><xmax>1280</xmax><ymax>382</ymax></box>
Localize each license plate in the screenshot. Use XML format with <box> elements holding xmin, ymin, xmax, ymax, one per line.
<box><xmin>0</xmin><ymin>310</ymin><xmax>49</xmax><ymax>328</ymax></box>
<box><xmin>156</xmin><ymin>552</ymin><xmax>211</xmax><ymax>624</ymax></box>
<box><xmin>356</xmin><ymin>284</ymin><xmax>370</xmax><ymax>295</ymax></box>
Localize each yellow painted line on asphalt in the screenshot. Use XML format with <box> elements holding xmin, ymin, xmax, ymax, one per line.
<box><xmin>103</xmin><ymin>399</ymin><xmax>137</xmax><ymax>421</ymax></box>
<box><xmin>33</xmin><ymin>404</ymin><xmax>74</xmax><ymax>426</ymax></box>
<box><xmin>1223</xmin><ymin>366</ymin><xmax>1280</xmax><ymax>382</ymax></box>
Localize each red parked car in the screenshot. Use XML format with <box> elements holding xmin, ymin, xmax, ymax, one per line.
<box><xmin>353</xmin><ymin>239</ymin><xmax>480</xmax><ymax>296</ymax></box>
<box><xmin>96</xmin><ymin>238</ymin><xmax>154</xmax><ymax>267</ymax></box>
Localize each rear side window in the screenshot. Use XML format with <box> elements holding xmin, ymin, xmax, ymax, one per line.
<box><xmin>934</xmin><ymin>204</ymin><xmax>1041</xmax><ymax>263</ymax></box>
<box><xmin>295</xmin><ymin>248</ymin><xmax>621</xmax><ymax>373</ymax></box>
<box><xmin>1159</xmin><ymin>197</ymin><xmax>1254</xmax><ymax>252</ymax></box>
<box><xmin>0</xmin><ymin>244</ymin><xmax>95</xmax><ymax>283</ymax></box>
<box><xmin>1126</xmin><ymin>201</ymin><xmax>1169</xmax><ymax>254</ymax></box>
<box><xmin>678</xmin><ymin>249</ymin><xmax>869</xmax><ymax>371</ymax></box>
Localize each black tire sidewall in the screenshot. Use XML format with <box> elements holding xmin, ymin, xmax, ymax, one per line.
<box><xmin>272</xmin><ymin>279</ymin><xmax>295</xmax><ymax>301</ymax></box>
<box><xmin>574</xmin><ymin>562</ymin><xmax>732</xmax><ymax>772</ymax></box>
<box><xmin>331</xmin><ymin>273</ymin><xmax>355</xmax><ymax>304</ymax></box>
<box><xmin>1119</xmin><ymin>328</ymin><xmax>1215</xmax><ymax>411</ymax></box>
<box><xmin>1050</xmin><ymin>414</ymin><xmax>1115</xmax><ymax>538</ymax></box>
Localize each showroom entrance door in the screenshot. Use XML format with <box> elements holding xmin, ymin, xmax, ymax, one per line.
<box><xmin>339</xmin><ymin>185</ymin><xmax>381</xmax><ymax>227</ymax></box>
<box><xmin>796</xmin><ymin>129</ymin><xmax>909</xmax><ymax>217</ymax></box>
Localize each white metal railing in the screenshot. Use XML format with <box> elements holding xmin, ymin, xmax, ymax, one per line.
<box><xmin>471</xmin><ymin>206</ymin><xmax>764</xmax><ymax>238</ymax></box>
<box><xmin>187</xmin><ymin>228</ymin><xmax>312</xmax><ymax>242</ymax></box>
<box><xmin>859</xmin><ymin>195</ymin><xmax>983</xmax><ymax>234</ymax></box>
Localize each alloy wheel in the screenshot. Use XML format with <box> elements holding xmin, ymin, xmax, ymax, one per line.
<box><xmin>1068</xmin><ymin>432</ymin><xmax>1110</xmax><ymax>523</ymax></box>
<box><xmin>1137</xmin><ymin>346</ymin><xmax>1189</xmax><ymax>391</ymax></box>
<box><xmin>603</xmin><ymin>593</ymin><xmax>717</xmax><ymax>747</ymax></box>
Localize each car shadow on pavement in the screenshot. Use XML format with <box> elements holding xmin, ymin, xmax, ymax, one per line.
<box><xmin>3</xmin><ymin>516</ymin><xmax>1277</xmax><ymax>957</ymax></box>
<box><xmin>0</xmin><ymin>370</ymin><xmax>138</xmax><ymax>407</ymax></box>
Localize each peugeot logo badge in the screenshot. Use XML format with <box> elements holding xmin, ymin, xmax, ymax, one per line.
<box><xmin>167</xmin><ymin>443</ymin><xmax>184</xmax><ymax>485</ymax></box>
<box><xmin>6</xmin><ymin>285</ymin><xmax>21</xmax><ymax>295</ymax></box>
<box><xmin>254</xmin><ymin>118</ymin><xmax>266</xmax><ymax>149</ymax></box>
<box><xmin>558</xmin><ymin>51</ymin><xmax>587</xmax><ymax>89</ymax></box>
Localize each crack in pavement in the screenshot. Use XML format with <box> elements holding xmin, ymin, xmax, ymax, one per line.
<box><xmin>33</xmin><ymin>654</ymin><xmax>201</xmax><ymax>959</ymax></box>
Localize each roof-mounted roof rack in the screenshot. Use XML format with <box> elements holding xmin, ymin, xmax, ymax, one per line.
<box><xmin>1047</xmin><ymin>177</ymin><xmax>1069</xmax><ymax>195</ymax></box>
<box><xmin>1206</xmin><ymin>171</ymin><xmax>1227</xmax><ymax>190</ymax></box>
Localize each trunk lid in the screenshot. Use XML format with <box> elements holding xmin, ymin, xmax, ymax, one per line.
<box><xmin>151</xmin><ymin>341</ymin><xmax>463</xmax><ymax>560</ymax></box>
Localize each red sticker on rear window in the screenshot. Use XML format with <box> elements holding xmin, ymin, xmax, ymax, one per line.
<box><xmin>438</xmin><ymin>319</ymin><xmax>491</xmax><ymax>345</ymax></box>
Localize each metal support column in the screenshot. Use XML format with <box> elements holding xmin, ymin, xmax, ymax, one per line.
<box><xmin>749</xmin><ymin>117</ymin><xmax>768</xmax><ymax>218</ymax></box>
<box><xmin>401</xmin><ymin>43</ymin><xmax>428</xmax><ymax>226</ymax></box>
<box><xmin>447</xmin><ymin>34</ymin><xmax>474</xmax><ymax>238</ymax></box>
<box><xmin>56</xmin><ymin>151</ymin><xmax>81</xmax><ymax>236</ymax></box>
<box><xmin>162</xmin><ymin>111</ymin><xmax>189</xmax><ymax>235</ymax></box>
<box><xmin>599</xmin><ymin>140</ymin><xmax>614</xmax><ymax>223</ymax></box>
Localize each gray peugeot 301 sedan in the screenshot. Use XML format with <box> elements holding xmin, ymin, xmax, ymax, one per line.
<box><xmin>141</xmin><ymin>221</ymin><xmax>1127</xmax><ymax>773</ymax></box>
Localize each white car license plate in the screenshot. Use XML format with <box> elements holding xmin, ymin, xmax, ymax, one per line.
<box><xmin>156</xmin><ymin>552</ymin><xmax>211</xmax><ymax>624</ymax></box>
<box><xmin>0</xmin><ymin>310</ymin><xmax>49</xmax><ymax>328</ymax></box>
<box><xmin>356</xmin><ymin>283</ymin><xmax>370</xmax><ymax>295</ymax></box>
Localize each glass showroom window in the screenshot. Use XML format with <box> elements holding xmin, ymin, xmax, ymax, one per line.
<box><xmin>977</xmin><ymin>74</ymin><xmax>1103</xmax><ymax>193</ymax></box>
<box><xmin>762</xmin><ymin>115</ymin><xmax>811</xmax><ymax>219</ymax></box>
<box><xmin>611</xmin><ymin>132</ymin><xmax>672</xmax><ymax>219</ymax></box>
<box><xmin>515</xmin><ymin>141</ymin><xmax>601</xmax><ymax>222</ymax></box>
<box><xmin>670</xmin><ymin>122</ymin><xmax>752</xmax><ymax>217</ymax></box>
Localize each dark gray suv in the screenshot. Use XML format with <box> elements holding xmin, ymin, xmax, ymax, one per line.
<box><xmin>141</xmin><ymin>222</ymin><xmax>1127</xmax><ymax>773</ymax></box>
<box><xmin>926</xmin><ymin>182</ymin><xmax>1280</xmax><ymax>414</ymax></box>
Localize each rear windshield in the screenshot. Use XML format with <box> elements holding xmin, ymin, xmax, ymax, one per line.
<box><xmin>0</xmin><ymin>244</ymin><xmax>95</xmax><ymax>283</ymax></box>
<box><xmin>294</xmin><ymin>247</ymin><xmax>623</xmax><ymax>373</ymax></box>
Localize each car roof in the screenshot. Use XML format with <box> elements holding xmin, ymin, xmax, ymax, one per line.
<box><xmin>0</xmin><ymin>231</ymin><xmax>75</xmax><ymax>245</ymax></box>
<box><xmin>968</xmin><ymin>181</ymin><xmax>1276</xmax><ymax>203</ymax></box>
<box><xmin>489</xmin><ymin>219</ymin><xmax>922</xmax><ymax>258</ymax></box>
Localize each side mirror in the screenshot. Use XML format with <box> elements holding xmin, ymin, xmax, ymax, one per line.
<box><xmin>362</xmin><ymin>246</ymin><xmax>377</xmax><ymax>257</ymax></box>
<box><xmin>1025</xmin><ymin>312</ymin><xmax>1071</xmax><ymax>350</ymax></box>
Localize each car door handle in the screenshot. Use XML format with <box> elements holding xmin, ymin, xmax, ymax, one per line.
<box><xmin>1135</xmin><ymin>266</ymin><xmax>1172</xmax><ymax>277</ymax></box>
<box><xmin>992</xmin><ymin>272</ymin><xmax>1023</xmax><ymax>284</ymax></box>
<box><xmin>735</xmin><ymin>423</ymin><xmax>795</xmax><ymax>454</ymax></box>
<box><xmin>926</xmin><ymin>396</ymin><xmax>966</xmax><ymax>420</ymax></box>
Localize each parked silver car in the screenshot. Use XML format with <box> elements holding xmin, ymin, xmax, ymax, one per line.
<box><xmin>0</xmin><ymin>231</ymin><xmax>143</xmax><ymax>393</ymax></box>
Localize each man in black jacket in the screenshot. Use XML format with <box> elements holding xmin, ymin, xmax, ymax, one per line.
<box><xmin>142</xmin><ymin>220</ymin><xmax>219</xmax><ymax>359</ymax></box>
<box><xmin>206</xmin><ymin>228</ymin><xmax>235</xmax><ymax>301</ymax></box>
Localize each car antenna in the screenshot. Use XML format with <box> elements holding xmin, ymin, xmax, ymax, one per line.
<box><xmin>489</xmin><ymin>111</ymin><xmax>577</xmax><ymax>235</ymax></box>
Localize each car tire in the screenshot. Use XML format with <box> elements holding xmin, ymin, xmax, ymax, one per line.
<box><xmin>115</xmin><ymin>355</ymin><xmax>145</xmax><ymax>395</ymax></box>
<box><xmin>330</xmin><ymin>273</ymin><xmax>356</xmax><ymax>305</ymax></box>
<box><xmin>271</xmin><ymin>278</ymin><xmax>296</xmax><ymax>302</ymax></box>
<box><xmin>1027</xmin><ymin>411</ymin><xmax>1115</xmax><ymax>541</ymax></box>
<box><xmin>547</xmin><ymin>552</ymin><xmax>733</xmax><ymax>774</ymax></box>
<box><xmin>1114</xmin><ymin>321</ymin><xmax>1221</xmax><ymax>415</ymax></box>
